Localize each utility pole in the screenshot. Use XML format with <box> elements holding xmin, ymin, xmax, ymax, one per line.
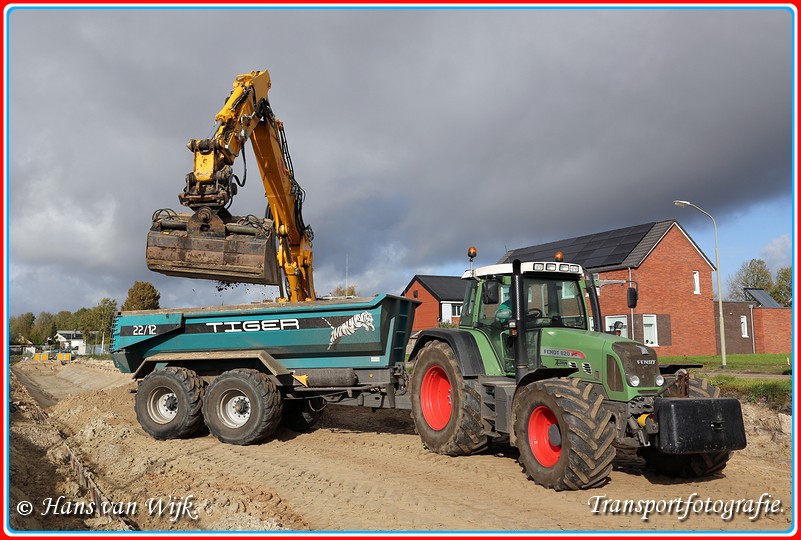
<box><xmin>674</xmin><ymin>200</ymin><xmax>727</xmax><ymax>368</ymax></box>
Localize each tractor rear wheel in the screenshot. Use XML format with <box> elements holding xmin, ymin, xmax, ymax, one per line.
<box><xmin>203</xmin><ymin>369</ymin><xmax>283</xmax><ymax>445</ymax></box>
<box><xmin>513</xmin><ymin>378</ymin><xmax>616</xmax><ymax>490</ymax></box>
<box><xmin>639</xmin><ymin>377</ymin><xmax>732</xmax><ymax>477</ymax></box>
<box><xmin>410</xmin><ymin>340</ymin><xmax>488</xmax><ymax>456</ymax></box>
<box><xmin>135</xmin><ymin>367</ymin><xmax>205</xmax><ymax>440</ymax></box>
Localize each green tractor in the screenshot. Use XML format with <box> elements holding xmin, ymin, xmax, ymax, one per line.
<box><xmin>408</xmin><ymin>251</ymin><xmax>746</xmax><ymax>490</ymax></box>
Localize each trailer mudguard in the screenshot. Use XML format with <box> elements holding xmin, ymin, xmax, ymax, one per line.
<box><xmin>410</xmin><ymin>329</ymin><xmax>486</xmax><ymax>376</ymax></box>
<box><xmin>129</xmin><ymin>349</ymin><xmax>292</xmax><ymax>379</ymax></box>
<box><xmin>654</xmin><ymin>397</ymin><xmax>747</xmax><ymax>454</ymax></box>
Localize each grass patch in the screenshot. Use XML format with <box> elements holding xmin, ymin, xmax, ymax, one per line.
<box><xmin>661</xmin><ymin>353</ymin><xmax>792</xmax><ymax>374</ymax></box>
<box><xmin>705</xmin><ymin>374</ymin><xmax>792</xmax><ymax>413</ymax></box>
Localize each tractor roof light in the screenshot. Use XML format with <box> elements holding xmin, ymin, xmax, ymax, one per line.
<box><xmin>464</xmin><ymin>261</ymin><xmax>585</xmax><ymax>279</ymax></box>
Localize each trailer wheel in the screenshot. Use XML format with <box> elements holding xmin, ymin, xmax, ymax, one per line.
<box><xmin>513</xmin><ymin>378</ymin><xmax>615</xmax><ymax>490</ymax></box>
<box><xmin>203</xmin><ymin>369</ymin><xmax>283</xmax><ymax>445</ymax></box>
<box><xmin>134</xmin><ymin>367</ymin><xmax>205</xmax><ymax>440</ymax></box>
<box><xmin>410</xmin><ymin>340</ymin><xmax>488</xmax><ymax>456</ymax></box>
<box><xmin>281</xmin><ymin>397</ymin><xmax>326</xmax><ymax>432</ymax></box>
<box><xmin>638</xmin><ymin>377</ymin><xmax>732</xmax><ymax>477</ymax></box>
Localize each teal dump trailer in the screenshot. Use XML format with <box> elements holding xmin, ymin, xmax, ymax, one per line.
<box><xmin>111</xmin><ymin>294</ymin><xmax>418</xmax><ymax>445</ymax></box>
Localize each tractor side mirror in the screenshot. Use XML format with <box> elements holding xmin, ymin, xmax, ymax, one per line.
<box><xmin>627</xmin><ymin>287</ymin><xmax>638</xmax><ymax>309</ymax></box>
<box><xmin>483</xmin><ymin>280</ymin><xmax>500</xmax><ymax>304</ymax></box>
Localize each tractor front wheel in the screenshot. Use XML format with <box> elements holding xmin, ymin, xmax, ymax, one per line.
<box><xmin>410</xmin><ymin>340</ymin><xmax>488</xmax><ymax>456</ymax></box>
<box><xmin>513</xmin><ymin>378</ymin><xmax>616</xmax><ymax>490</ymax></box>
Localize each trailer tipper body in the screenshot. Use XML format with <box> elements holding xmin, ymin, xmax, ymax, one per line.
<box><xmin>112</xmin><ymin>294</ymin><xmax>415</xmax><ymax>376</ymax></box>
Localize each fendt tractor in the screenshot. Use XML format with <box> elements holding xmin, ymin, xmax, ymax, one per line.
<box><xmin>408</xmin><ymin>250</ymin><xmax>746</xmax><ymax>490</ymax></box>
<box><xmin>112</xmin><ymin>69</ymin><xmax>746</xmax><ymax>491</ymax></box>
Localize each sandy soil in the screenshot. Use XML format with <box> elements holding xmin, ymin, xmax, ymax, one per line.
<box><xmin>6</xmin><ymin>358</ymin><xmax>795</xmax><ymax>533</ymax></box>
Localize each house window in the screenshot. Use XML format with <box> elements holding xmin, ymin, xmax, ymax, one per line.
<box><xmin>692</xmin><ymin>271</ymin><xmax>700</xmax><ymax>294</ymax></box>
<box><xmin>740</xmin><ymin>315</ymin><xmax>749</xmax><ymax>338</ymax></box>
<box><xmin>642</xmin><ymin>314</ymin><xmax>658</xmax><ymax>346</ymax></box>
<box><xmin>441</xmin><ymin>302</ymin><xmax>463</xmax><ymax>324</ymax></box>
<box><xmin>605</xmin><ymin>315</ymin><xmax>628</xmax><ymax>337</ymax></box>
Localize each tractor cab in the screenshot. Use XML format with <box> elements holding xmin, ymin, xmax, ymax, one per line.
<box><xmin>459</xmin><ymin>260</ymin><xmax>590</xmax><ymax>375</ymax></box>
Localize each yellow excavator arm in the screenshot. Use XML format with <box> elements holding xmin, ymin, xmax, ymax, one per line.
<box><xmin>146</xmin><ymin>70</ymin><xmax>315</xmax><ymax>302</ymax></box>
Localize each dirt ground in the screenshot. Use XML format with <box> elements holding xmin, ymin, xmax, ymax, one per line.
<box><xmin>6</xmin><ymin>357</ymin><xmax>795</xmax><ymax>533</ymax></box>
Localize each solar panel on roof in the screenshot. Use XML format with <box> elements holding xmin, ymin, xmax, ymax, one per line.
<box><xmin>500</xmin><ymin>221</ymin><xmax>661</xmax><ymax>269</ymax></box>
<box><xmin>743</xmin><ymin>288</ymin><xmax>782</xmax><ymax>308</ymax></box>
<box><xmin>592</xmin><ymin>246</ymin><xmax>617</xmax><ymax>257</ymax></box>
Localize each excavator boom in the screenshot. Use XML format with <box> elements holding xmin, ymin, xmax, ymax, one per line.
<box><xmin>145</xmin><ymin>70</ymin><xmax>315</xmax><ymax>301</ymax></box>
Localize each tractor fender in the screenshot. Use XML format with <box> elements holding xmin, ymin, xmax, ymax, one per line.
<box><xmin>409</xmin><ymin>329</ymin><xmax>486</xmax><ymax>377</ymax></box>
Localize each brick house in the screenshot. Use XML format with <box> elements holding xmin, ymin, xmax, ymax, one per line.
<box><xmin>715</xmin><ymin>290</ymin><xmax>792</xmax><ymax>355</ymax></box>
<box><xmin>500</xmin><ymin>220</ymin><xmax>718</xmax><ymax>357</ymax></box>
<box><xmin>402</xmin><ymin>275</ymin><xmax>466</xmax><ymax>332</ymax></box>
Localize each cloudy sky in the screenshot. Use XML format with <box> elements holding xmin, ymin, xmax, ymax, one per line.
<box><xmin>4</xmin><ymin>6</ymin><xmax>795</xmax><ymax>317</ymax></box>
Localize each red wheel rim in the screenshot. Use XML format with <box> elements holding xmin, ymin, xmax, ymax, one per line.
<box><xmin>420</xmin><ymin>366</ymin><xmax>452</xmax><ymax>430</ymax></box>
<box><xmin>528</xmin><ymin>405</ymin><xmax>561</xmax><ymax>467</ymax></box>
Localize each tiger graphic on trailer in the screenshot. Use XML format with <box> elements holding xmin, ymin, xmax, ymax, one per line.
<box><xmin>322</xmin><ymin>312</ymin><xmax>375</xmax><ymax>350</ymax></box>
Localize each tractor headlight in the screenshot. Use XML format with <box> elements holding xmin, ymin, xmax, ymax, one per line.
<box><xmin>655</xmin><ymin>374</ymin><xmax>665</xmax><ymax>386</ymax></box>
<box><xmin>627</xmin><ymin>375</ymin><xmax>640</xmax><ymax>387</ymax></box>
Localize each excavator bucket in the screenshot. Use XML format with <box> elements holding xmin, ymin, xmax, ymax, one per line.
<box><xmin>146</xmin><ymin>208</ymin><xmax>281</xmax><ymax>285</ymax></box>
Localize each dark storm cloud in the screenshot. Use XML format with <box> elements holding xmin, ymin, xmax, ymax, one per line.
<box><xmin>6</xmin><ymin>7</ymin><xmax>793</xmax><ymax>314</ymax></box>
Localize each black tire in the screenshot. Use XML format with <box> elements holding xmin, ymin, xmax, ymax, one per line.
<box><xmin>203</xmin><ymin>369</ymin><xmax>283</xmax><ymax>445</ymax></box>
<box><xmin>639</xmin><ymin>377</ymin><xmax>732</xmax><ymax>477</ymax></box>
<box><xmin>134</xmin><ymin>367</ymin><xmax>205</xmax><ymax>440</ymax></box>
<box><xmin>660</xmin><ymin>374</ymin><xmax>721</xmax><ymax>398</ymax></box>
<box><xmin>513</xmin><ymin>378</ymin><xmax>616</xmax><ymax>491</ymax></box>
<box><xmin>410</xmin><ymin>340</ymin><xmax>488</xmax><ymax>456</ymax></box>
<box><xmin>281</xmin><ymin>397</ymin><xmax>326</xmax><ymax>432</ymax></box>
<box><xmin>638</xmin><ymin>447</ymin><xmax>732</xmax><ymax>478</ymax></box>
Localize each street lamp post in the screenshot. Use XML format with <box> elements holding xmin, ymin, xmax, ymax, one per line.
<box><xmin>674</xmin><ymin>200</ymin><xmax>727</xmax><ymax>369</ymax></box>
